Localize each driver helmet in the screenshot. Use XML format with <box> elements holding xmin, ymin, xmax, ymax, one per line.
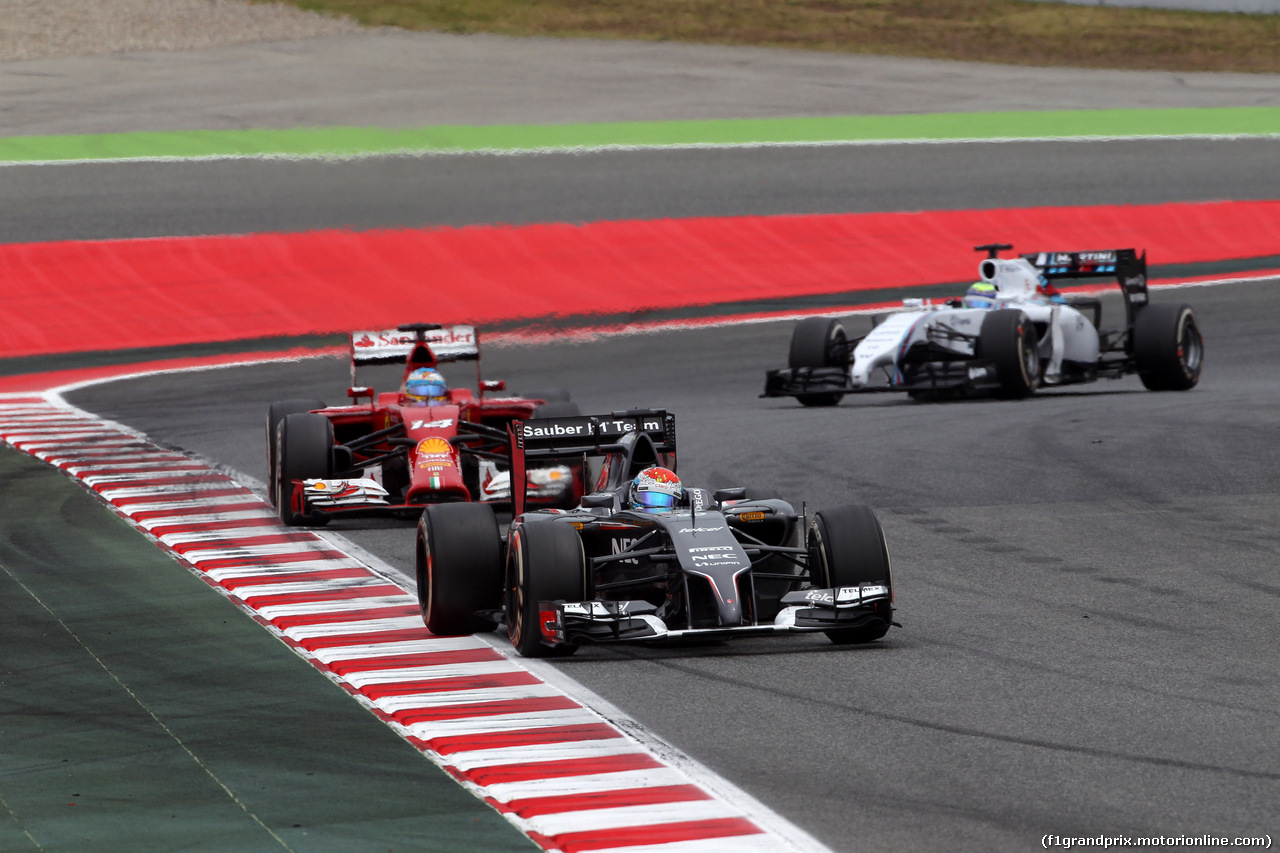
<box><xmin>962</xmin><ymin>281</ymin><xmax>998</xmax><ymax>309</ymax></box>
<box><xmin>629</xmin><ymin>466</ymin><xmax>683</xmax><ymax>513</ymax></box>
<box><xmin>402</xmin><ymin>368</ymin><xmax>449</xmax><ymax>406</ymax></box>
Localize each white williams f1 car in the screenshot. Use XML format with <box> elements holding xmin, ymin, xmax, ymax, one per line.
<box><xmin>763</xmin><ymin>244</ymin><xmax>1203</xmax><ymax>404</ymax></box>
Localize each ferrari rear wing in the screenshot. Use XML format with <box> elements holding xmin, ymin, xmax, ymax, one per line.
<box><xmin>508</xmin><ymin>409</ymin><xmax>676</xmax><ymax>516</ymax></box>
<box><xmin>350</xmin><ymin>324</ymin><xmax>480</xmax><ymax>366</ymax></box>
<box><xmin>1023</xmin><ymin>248</ymin><xmax>1149</xmax><ymax>329</ymax></box>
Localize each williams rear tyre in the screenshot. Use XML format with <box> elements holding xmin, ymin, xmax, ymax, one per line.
<box><xmin>808</xmin><ymin>504</ymin><xmax>894</xmax><ymax>644</ymax></box>
<box><xmin>275</xmin><ymin>412</ymin><xmax>333</xmax><ymax>526</ymax></box>
<box><xmin>266</xmin><ymin>399</ymin><xmax>324</xmax><ymax>505</ymax></box>
<box><xmin>1132</xmin><ymin>303</ymin><xmax>1203</xmax><ymax>391</ymax></box>
<box><xmin>788</xmin><ymin>316</ymin><xmax>848</xmax><ymax>407</ymax></box>
<box><xmin>978</xmin><ymin>309</ymin><xmax>1040</xmax><ymax>398</ymax></box>
<box><xmin>416</xmin><ymin>503</ymin><xmax>503</xmax><ymax>635</ymax></box>
<box><xmin>506</xmin><ymin>521</ymin><xmax>587</xmax><ymax>658</ymax></box>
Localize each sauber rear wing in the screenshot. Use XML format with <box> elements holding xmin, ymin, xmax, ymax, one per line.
<box><xmin>508</xmin><ymin>409</ymin><xmax>676</xmax><ymax>516</ymax></box>
<box><xmin>1024</xmin><ymin>249</ymin><xmax>1149</xmax><ymax>330</ymax></box>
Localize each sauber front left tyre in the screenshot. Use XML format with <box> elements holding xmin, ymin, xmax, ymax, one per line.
<box><xmin>808</xmin><ymin>504</ymin><xmax>894</xmax><ymax>644</ymax></box>
<box><xmin>506</xmin><ymin>521</ymin><xmax>586</xmax><ymax>658</ymax></box>
<box><xmin>1132</xmin><ymin>303</ymin><xmax>1203</xmax><ymax>391</ymax></box>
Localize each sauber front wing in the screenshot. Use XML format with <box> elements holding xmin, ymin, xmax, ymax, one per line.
<box><xmin>536</xmin><ymin>584</ymin><xmax>892</xmax><ymax>646</ymax></box>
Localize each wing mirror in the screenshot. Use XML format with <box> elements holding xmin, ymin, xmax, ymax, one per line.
<box><xmin>480</xmin><ymin>380</ymin><xmax>506</xmax><ymax>392</ymax></box>
<box><xmin>713</xmin><ymin>487</ymin><xmax>747</xmax><ymax>503</ymax></box>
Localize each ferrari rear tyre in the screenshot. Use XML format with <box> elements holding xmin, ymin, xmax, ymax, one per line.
<box><xmin>507</xmin><ymin>521</ymin><xmax>587</xmax><ymax>657</ymax></box>
<box><xmin>266</xmin><ymin>399</ymin><xmax>324</xmax><ymax>505</ymax></box>
<box><xmin>978</xmin><ymin>309</ymin><xmax>1040</xmax><ymax>398</ymax></box>
<box><xmin>808</xmin><ymin>505</ymin><xmax>894</xmax><ymax>644</ymax></box>
<box><xmin>275</xmin><ymin>412</ymin><xmax>333</xmax><ymax>526</ymax></box>
<box><xmin>788</xmin><ymin>317</ymin><xmax>847</xmax><ymax>407</ymax></box>
<box><xmin>1132</xmin><ymin>303</ymin><xmax>1203</xmax><ymax>391</ymax></box>
<box><xmin>417</xmin><ymin>503</ymin><xmax>503</xmax><ymax>635</ymax></box>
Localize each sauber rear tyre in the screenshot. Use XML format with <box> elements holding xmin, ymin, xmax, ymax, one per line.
<box><xmin>507</xmin><ymin>521</ymin><xmax>586</xmax><ymax>658</ymax></box>
<box><xmin>266</xmin><ymin>399</ymin><xmax>324</xmax><ymax>505</ymax></box>
<box><xmin>788</xmin><ymin>316</ymin><xmax>847</xmax><ymax>407</ymax></box>
<box><xmin>417</xmin><ymin>503</ymin><xmax>503</xmax><ymax>635</ymax></box>
<box><xmin>532</xmin><ymin>401</ymin><xmax>585</xmax><ymax>509</ymax></box>
<box><xmin>275</xmin><ymin>412</ymin><xmax>333</xmax><ymax>526</ymax></box>
<box><xmin>1132</xmin><ymin>303</ymin><xmax>1203</xmax><ymax>391</ymax></box>
<box><xmin>808</xmin><ymin>504</ymin><xmax>894</xmax><ymax>644</ymax></box>
<box><xmin>532</xmin><ymin>401</ymin><xmax>582</xmax><ymax>419</ymax></box>
<box><xmin>978</xmin><ymin>309</ymin><xmax>1040</xmax><ymax>398</ymax></box>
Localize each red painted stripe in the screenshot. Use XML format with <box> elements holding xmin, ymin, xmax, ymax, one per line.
<box><xmin>168</xmin><ymin>532</ymin><xmax>321</xmax><ymax>553</ymax></box>
<box><xmin>147</xmin><ymin>516</ymin><xmax>280</xmax><ymax>537</ymax></box>
<box><xmin>217</xmin><ymin>567</ymin><xmax>378</xmax><ymax>591</ymax></box>
<box><xmin>320</xmin><ymin>647</ymin><xmax>503</xmax><ymax>671</ymax></box>
<box><xmin>77</xmin><ymin>463</ymin><xmax>198</xmax><ymax>475</ymax></box>
<box><xmin>122</xmin><ymin>499</ymin><xmax>261</xmax><ymax>519</ymax></box>
<box><xmin>268</xmin><ymin>604</ymin><xmax>421</xmax><ymax>630</ymax></box>
<box><xmin>462</xmin><ymin>752</ymin><xmax>663</xmax><ymax>787</ymax></box>
<box><xmin>502</xmin><ymin>784</ymin><xmax>711</xmax><ymax>819</ymax></box>
<box><xmin>357</xmin><ymin>670</ymin><xmax>543</xmax><ymax>700</ymax></box>
<box><xmin>534</xmin><ymin>817</ymin><xmax>765</xmax><ymax>853</ymax></box>
<box><xmin>391</xmin><ymin>696</ymin><xmax>582</xmax><ymax>727</ymax></box>
<box><xmin>109</xmin><ymin>489</ymin><xmax>251</xmax><ymax>507</ymax></box>
<box><xmin>413</xmin><ymin>722</ymin><xmax>621</xmax><ymax>757</ymax></box>
<box><xmin>191</xmin><ymin>548</ymin><xmax>350</xmax><ymax>570</ymax></box>
<box><xmin>236</xmin><ymin>582</ymin><xmax>403</xmax><ymax>607</ymax></box>
<box><xmin>91</xmin><ymin>474</ymin><xmax>224</xmax><ymax>491</ymax></box>
<box><xmin>4</xmin><ymin>200</ymin><xmax>1277</xmax><ymax>359</ymax></box>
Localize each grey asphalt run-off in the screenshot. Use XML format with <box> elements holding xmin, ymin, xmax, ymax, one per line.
<box><xmin>7</xmin><ymin>28</ymin><xmax>1280</xmax><ymax>853</ymax></box>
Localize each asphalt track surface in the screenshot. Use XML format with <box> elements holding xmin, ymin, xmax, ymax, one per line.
<box><xmin>9</xmin><ymin>31</ymin><xmax>1280</xmax><ymax>853</ymax></box>
<box><xmin>3</xmin><ymin>139</ymin><xmax>1280</xmax><ymax>242</ymax></box>
<box><xmin>65</xmin><ymin>275</ymin><xmax>1280</xmax><ymax>851</ymax></box>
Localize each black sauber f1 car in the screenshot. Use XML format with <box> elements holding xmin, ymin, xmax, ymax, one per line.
<box><xmin>415</xmin><ymin>409</ymin><xmax>898</xmax><ymax>657</ymax></box>
<box><xmin>266</xmin><ymin>323</ymin><xmax>582</xmax><ymax>526</ymax></box>
<box><xmin>763</xmin><ymin>245</ymin><xmax>1203</xmax><ymax>404</ymax></box>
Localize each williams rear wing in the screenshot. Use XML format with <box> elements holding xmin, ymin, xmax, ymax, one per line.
<box><xmin>1024</xmin><ymin>249</ymin><xmax>1149</xmax><ymax>329</ymax></box>
<box><xmin>508</xmin><ymin>409</ymin><xmax>676</xmax><ymax>516</ymax></box>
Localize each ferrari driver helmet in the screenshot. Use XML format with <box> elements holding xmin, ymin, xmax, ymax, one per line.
<box><xmin>402</xmin><ymin>368</ymin><xmax>449</xmax><ymax>405</ymax></box>
<box><xmin>962</xmin><ymin>281</ymin><xmax>998</xmax><ymax>309</ymax></box>
<box><xmin>629</xmin><ymin>466</ymin><xmax>683</xmax><ymax>513</ymax></box>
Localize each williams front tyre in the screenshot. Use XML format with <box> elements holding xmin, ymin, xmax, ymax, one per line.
<box><xmin>788</xmin><ymin>316</ymin><xmax>848</xmax><ymax>407</ymax></box>
<box><xmin>978</xmin><ymin>309</ymin><xmax>1040</xmax><ymax>398</ymax></box>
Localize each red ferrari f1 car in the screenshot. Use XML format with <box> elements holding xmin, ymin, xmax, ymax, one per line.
<box><xmin>266</xmin><ymin>323</ymin><xmax>582</xmax><ymax>525</ymax></box>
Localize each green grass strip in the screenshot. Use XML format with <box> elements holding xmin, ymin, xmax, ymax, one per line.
<box><xmin>4</xmin><ymin>107</ymin><xmax>1280</xmax><ymax>163</ymax></box>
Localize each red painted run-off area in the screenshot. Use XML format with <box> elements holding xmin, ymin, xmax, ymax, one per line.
<box><xmin>3</xmin><ymin>200</ymin><xmax>1278</xmax><ymax>360</ymax></box>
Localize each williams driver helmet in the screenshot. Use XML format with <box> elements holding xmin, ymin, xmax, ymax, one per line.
<box><xmin>402</xmin><ymin>368</ymin><xmax>449</xmax><ymax>406</ymax></box>
<box><xmin>629</xmin><ymin>466</ymin><xmax>683</xmax><ymax>513</ymax></box>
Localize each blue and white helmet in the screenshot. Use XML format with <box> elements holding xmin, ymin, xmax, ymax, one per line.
<box><xmin>402</xmin><ymin>368</ymin><xmax>448</xmax><ymax>405</ymax></box>
<box><xmin>963</xmin><ymin>281</ymin><xmax>998</xmax><ymax>309</ymax></box>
